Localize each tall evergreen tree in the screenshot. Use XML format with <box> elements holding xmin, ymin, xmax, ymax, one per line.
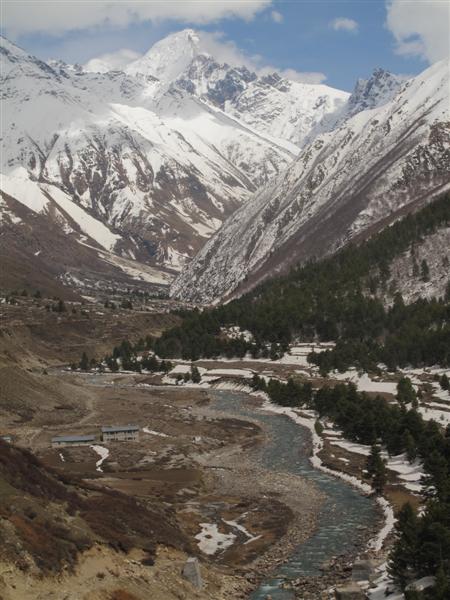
<box><xmin>366</xmin><ymin>445</ymin><xmax>387</xmax><ymax>494</ymax></box>
<box><xmin>79</xmin><ymin>352</ymin><xmax>89</xmax><ymax>371</ymax></box>
<box><xmin>191</xmin><ymin>365</ymin><xmax>201</xmax><ymax>383</ymax></box>
<box><xmin>440</xmin><ymin>373</ymin><xmax>449</xmax><ymax>391</ymax></box>
<box><xmin>397</xmin><ymin>377</ymin><xmax>417</xmax><ymax>406</ymax></box>
<box><xmin>434</xmin><ymin>565</ymin><xmax>450</xmax><ymax>600</ymax></box>
<box><xmin>402</xmin><ymin>430</ymin><xmax>417</xmax><ymax>463</ymax></box>
<box><xmin>421</xmin><ymin>259</ymin><xmax>430</xmax><ymax>282</ymax></box>
<box><xmin>388</xmin><ymin>503</ymin><xmax>419</xmax><ymax>587</ymax></box>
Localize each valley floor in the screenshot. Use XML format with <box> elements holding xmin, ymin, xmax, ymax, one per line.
<box><xmin>1</xmin><ymin>299</ymin><xmax>448</xmax><ymax>599</ymax></box>
<box><xmin>0</xmin><ymin>367</ymin><xmax>324</xmax><ymax>599</ymax></box>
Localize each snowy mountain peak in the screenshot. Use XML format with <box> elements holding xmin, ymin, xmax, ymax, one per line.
<box><xmin>171</xmin><ymin>59</ymin><xmax>450</xmax><ymax>304</ymax></box>
<box><xmin>1</xmin><ymin>37</ymin><xmax>70</xmax><ymax>104</ymax></box>
<box><xmin>347</xmin><ymin>67</ymin><xmax>407</xmax><ymax>116</ymax></box>
<box><xmin>0</xmin><ymin>35</ymin><xmax>56</xmax><ymax>78</ymax></box>
<box><xmin>126</xmin><ymin>28</ymin><xmax>206</xmax><ymax>81</ymax></box>
<box><xmin>0</xmin><ymin>34</ymin><xmax>28</xmax><ymax>58</ymax></box>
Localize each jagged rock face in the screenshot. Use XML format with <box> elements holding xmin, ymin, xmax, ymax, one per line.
<box><xmin>302</xmin><ymin>67</ymin><xmax>408</xmax><ymax>146</ymax></box>
<box><xmin>346</xmin><ymin>67</ymin><xmax>407</xmax><ymax>117</ymax></box>
<box><xmin>171</xmin><ymin>49</ymin><xmax>348</xmax><ymax>149</ymax></box>
<box><xmin>0</xmin><ymin>30</ymin><xmax>347</xmax><ymax>284</ymax></box>
<box><xmin>171</xmin><ymin>60</ymin><xmax>450</xmax><ymax>304</ymax></box>
<box><xmin>176</xmin><ymin>55</ymin><xmax>257</xmax><ymax>108</ymax></box>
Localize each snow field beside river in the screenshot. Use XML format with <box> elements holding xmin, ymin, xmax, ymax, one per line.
<box><xmin>195</xmin><ymin>523</ymin><xmax>236</xmax><ymax>555</ymax></box>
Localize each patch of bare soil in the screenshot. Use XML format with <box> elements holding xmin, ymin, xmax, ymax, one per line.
<box><xmin>0</xmin><ymin>544</ymin><xmax>244</xmax><ymax>600</ymax></box>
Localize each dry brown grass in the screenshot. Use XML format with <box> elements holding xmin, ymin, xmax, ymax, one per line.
<box><xmin>385</xmin><ymin>485</ymin><xmax>422</xmax><ymax>513</ymax></box>
<box><xmin>109</xmin><ymin>591</ymin><xmax>140</xmax><ymax>600</ymax></box>
<box><xmin>81</xmin><ymin>489</ymin><xmax>187</xmax><ymax>554</ymax></box>
<box><xmin>0</xmin><ymin>440</ymin><xmax>188</xmax><ymax>575</ymax></box>
<box><xmin>9</xmin><ymin>513</ymin><xmax>83</xmax><ymax>573</ymax></box>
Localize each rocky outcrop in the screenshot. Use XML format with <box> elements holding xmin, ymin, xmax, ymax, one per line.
<box><xmin>335</xmin><ymin>583</ymin><xmax>366</xmax><ymax>599</ymax></box>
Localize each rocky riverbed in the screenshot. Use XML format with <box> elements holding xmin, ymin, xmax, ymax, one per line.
<box><xmin>192</xmin><ymin>397</ymin><xmax>325</xmax><ymax>573</ymax></box>
<box><xmin>198</xmin><ymin>390</ymin><xmax>381</xmax><ymax>600</ymax></box>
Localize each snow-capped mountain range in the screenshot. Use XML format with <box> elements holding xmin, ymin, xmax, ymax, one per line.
<box><xmin>2</xmin><ymin>29</ymin><xmax>448</xmax><ymax>301</ymax></box>
<box><xmin>0</xmin><ymin>29</ymin><xmax>347</xmax><ymax>291</ymax></box>
<box><xmin>171</xmin><ymin>59</ymin><xmax>450</xmax><ymax>303</ymax></box>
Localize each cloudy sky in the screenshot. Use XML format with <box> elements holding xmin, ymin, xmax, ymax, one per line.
<box><xmin>2</xmin><ymin>0</ymin><xmax>449</xmax><ymax>90</ymax></box>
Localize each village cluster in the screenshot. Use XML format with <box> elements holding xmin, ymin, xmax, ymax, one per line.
<box><xmin>51</xmin><ymin>425</ymin><xmax>139</xmax><ymax>447</ymax></box>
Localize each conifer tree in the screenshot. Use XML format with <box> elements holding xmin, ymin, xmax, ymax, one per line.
<box><xmin>366</xmin><ymin>445</ymin><xmax>387</xmax><ymax>494</ymax></box>
<box><xmin>79</xmin><ymin>352</ymin><xmax>89</xmax><ymax>371</ymax></box>
<box><xmin>402</xmin><ymin>430</ymin><xmax>417</xmax><ymax>463</ymax></box>
<box><xmin>421</xmin><ymin>259</ymin><xmax>430</xmax><ymax>282</ymax></box>
<box><xmin>434</xmin><ymin>565</ymin><xmax>450</xmax><ymax>600</ymax></box>
<box><xmin>191</xmin><ymin>366</ymin><xmax>201</xmax><ymax>383</ymax></box>
<box><xmin>440</xmin><ymin>373</ymin><xmax>449</xmax><ymax>391</ymax></box>
<box><xmin>388</xmin><ymin>502</ymin><xmax>419</xmax><ymax>587</ymax></box>
<box><xmin>270</xmin><ymin>342</ymin><xmax>279</xmax><ymax>361</ymax></box>
<box><xmin>421</xmin><ymin>450</ymin><xmax>450</xmax><ymax>500</ymax></box>
<box><xmin>397</xmin><ymin>377</ymin><xmax>416</xmax><ymax>406</ymax></box>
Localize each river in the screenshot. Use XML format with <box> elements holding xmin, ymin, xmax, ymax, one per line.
<box><xmin>209</xmin><ymin>389</ymin><xmax>378</xmax><ymax>599</ymax></box>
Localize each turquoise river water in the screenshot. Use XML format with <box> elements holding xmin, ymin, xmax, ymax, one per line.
<box><xmin>209</xmin><ymin>390</ymin><xmax>378</xmax><ymax>600</ymax></box>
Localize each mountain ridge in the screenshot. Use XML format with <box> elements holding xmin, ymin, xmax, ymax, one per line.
<box><xmin>0</xmin><ymin>31</ymin><xmax>348</xmax><ymax>294</ymax></box>
<box><xmin>171</xmin><ymin>58</ymin><xmax>450</xmax><ymax>304</ymax></box>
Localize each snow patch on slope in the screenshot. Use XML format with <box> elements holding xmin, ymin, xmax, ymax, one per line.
<box><xmin>43</xmin><ymin>185</ymin><xmax>121</xmax><ymax>252</ymax></box>
<box><xmin>1</xmin><ymin>168</ymin><xmax>49</xmax><ymax>214</ymax></box>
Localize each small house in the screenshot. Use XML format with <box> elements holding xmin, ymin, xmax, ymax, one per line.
<box><xmin>101</xmin><ymin>425</ymin><xmax>139</xmax><ymax>442</ymax></box>
<box><xmin>52</xmin><ymin>434</ymin><xmax>96</xmax><ymax>448</ymax></box>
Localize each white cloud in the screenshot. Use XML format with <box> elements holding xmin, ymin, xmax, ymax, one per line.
<box><xmin>84</xmin><ymin>49</ymin><xmax>142</xmax><ymax>73</ymax></box>
<box><xmin>281</xmin><ymin>69</ymin><xmax>326</xmax><ymax>85</ymax></box>
<box><xmin>260</xmin><ymin>66</ymin><xmax>327</xmax><ymax>84</ymax></box>
<box><xmin>193</xmin><ymin>32</ymin><xmax>327</xmax><ymax>83</ymax></box>
<box><xmin>3</xmin><ymin>1</ymin><xmax>272</xmax><ymax>36</ymax></box>
<box><xmin>196</xmin><ymin>31</ymin><xmax>257</xmax><ymax>67</ymax></box>
<box><xmin>271</xmin><ymin>10</ymin><xmax>284</xmax><ymax>23</ymax></box>
<box><xmin>331</xmin><ymin>17</ymin><xmax>359</xmax><ymax>33</ymax></box>
<box><xmin>386</xmin><ymin>0</ymin><xmax>450</xmax><ymax>63</ymax></box>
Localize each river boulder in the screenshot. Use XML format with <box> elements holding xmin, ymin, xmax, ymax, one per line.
<box><xmin>335</xmin><ymin>582</ymin><xmax>366</xmax><ymax>599</ymax></box>
<box><xmin>182</xmin><ymin>556</ymin><xmax>203</xmax><ymax>589</ymax></box>
<box><xmin>351</xmin><ymin>559</ymin><xmax>379</xmax><ymax>582</ymax></box>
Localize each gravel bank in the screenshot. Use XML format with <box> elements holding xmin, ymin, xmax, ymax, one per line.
<box><xmin>191</xmin><ymin>399</ymin><xmax>326</xmax><ymax>596</ymax></box>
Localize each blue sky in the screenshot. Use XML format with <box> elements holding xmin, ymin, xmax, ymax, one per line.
<box><xmin>2</xmin><ymin>1</ymin><xmax>449</xmax><ymax>91</ymax></box>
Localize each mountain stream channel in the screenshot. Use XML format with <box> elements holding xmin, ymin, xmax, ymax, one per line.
<box><xmin>208</xmin><ymin>389</ymin><xmax>379</xmax><ymax>599</ymax></box>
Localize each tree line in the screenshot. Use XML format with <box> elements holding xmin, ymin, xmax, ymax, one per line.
<box><xmin>74</xmin><ymin>336</ymin><xmax>173</xmax><ymax>374</ymax></box>
<box><xmin>154</xmin><ymin>193</ymin><xmax>450</xmax><ymax>370</ymax></box>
